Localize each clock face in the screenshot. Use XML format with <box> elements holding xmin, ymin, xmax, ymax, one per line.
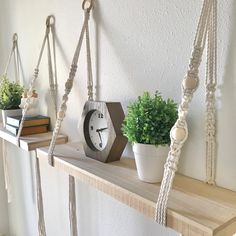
<box><xmin>86</xmin><ymin>110</ymin><xmax>109</xmax><ymax>151</ymax></box>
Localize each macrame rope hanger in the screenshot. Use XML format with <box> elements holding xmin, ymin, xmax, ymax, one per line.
<box><xmin>33</xmin><ymin>150</ymin><xmax>47</xmax><ymax>236</ymax></box>
<box><xmin>7</xmin><ymin>16</ymin><xmax>58</xmax><ymax>236</ymax></box>
<box><xmin>47</xmin><ymin>1</ymin><xmax>94</xmax><ymax>235</ymax></box>
<box><xmin>155</xmin><ymin>0</ymin><xmax>217</xmax><ymax>226</ymax></box>
<box><xmin>33</xmin><ymin>15</ymin><xmax>58</xmax><ymax>236</ymax></box>
<box><xmin>47</xmin><ymin>2</ymin><xmax>93</xmax><ymax>164</ymax></box>
<box><xmin>1</xmin><ymin>33</ymin><xmax>21</xmax><ymax>204</ymax></box>
<box><xmin>13</xmin><ymin>34</ymin><xmax>20</xmax><ymax>84</ymax></box>
<box><xmin>205</xmin><ymin>0</ymin><xmax>217</xmax><ymax>185</ymax></box>
<box><xmin>16</xmin><ymin>15</ymin><xmax>58</xmax><ymax>143</ymax></box>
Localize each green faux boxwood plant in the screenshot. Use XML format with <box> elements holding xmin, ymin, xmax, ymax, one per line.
<box><xmin>122</xmin><ymin>91</ymin><xmax>178</xmax><ymax>146</ymax></box>
<box><xmin>0</xmin><ymin>75</ymin><xmax>24</xmax><ymax>110</ymax></box>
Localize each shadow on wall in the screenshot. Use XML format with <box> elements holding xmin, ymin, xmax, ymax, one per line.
<box><xmin>92</xmin><ymin>0</ymin><xmax>199</xmax><ymax>102</ymax></box>
<box><xmin>217</xmin><ymin>1</ymin><xmax>236</xmax><ymax>182</ymax></box>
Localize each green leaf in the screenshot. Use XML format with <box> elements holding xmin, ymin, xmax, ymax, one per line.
<box><xmin>0</xmin><ymin>75</ymin><xmax>24</xmax><ymax>110</ymax></box>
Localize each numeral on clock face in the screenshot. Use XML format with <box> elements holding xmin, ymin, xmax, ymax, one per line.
<box><xmin>98</xmin><ymin>113</ymin><xmax>103</xmax><ymax>119</ymax></box>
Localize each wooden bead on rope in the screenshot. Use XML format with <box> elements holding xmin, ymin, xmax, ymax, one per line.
<box><xmin>170</xmin><ymin>127</ymin><xmax>187</xmax><ymax>142</ymax></box>
<box><xmin>182</xmin><ymin>77</ymin><xmax>198</xmax><ymax>90</ymax></box>
<box><xmin>58</xmin><ymin>110</ymin><xmax>65</xmax><ymax>119</ymax></box>
<box><xmin>65</xmin><ymin>80</ymin><xmax>73</xmax><ymax>90</ymax></box>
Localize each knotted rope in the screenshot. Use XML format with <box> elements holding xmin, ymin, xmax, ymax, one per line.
<box><xmin>47</xmin><ymin>7</ymin><xmax>93</xmax><ymax>164</ymax></box>
<box><xmin>16</xmin><ymin>15</ymin><xmax>58</xmax><ymax>142</ymax></box>
<box><xmin>34</xmin><ymin>151</ymin><xmax>47</xmax><ymax>236</ymax></box>
<box><xmin>205</xmin><ymin>0</ymin><xmax>217</xmax><ymax>185</ymax></box>
<box><xmin>155</xmin><ymin>0</ymin><xmax>217</xmax><ymax>225</ymax></box>
<box><xmin>47</xmin><ymin>1</ymin><xmax>94</xmax><ymax>235</ymax></box>
<box><xmin>69</xmin><ymin>175</ymin><xmax>78</xmax><ymax>236</ymax></box>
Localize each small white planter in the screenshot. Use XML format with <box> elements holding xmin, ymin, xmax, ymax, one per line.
<box><xmin>2</xmin><ymin>109</ymin><xmax>22</xmax><ymax>127</ymax></box>
<box><xmin>132</xmin><ymin>143</ymin><xmax>169</xmax><ymax>183</ymax></box>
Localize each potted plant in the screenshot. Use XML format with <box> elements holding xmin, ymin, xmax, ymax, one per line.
<box><xmin>122</xmin><ymin>91</ymin><xmax>178</xmax><ymax>183</ymax></box>
<box><xmin>0</xmin><ymin>75</ymin><xmax>24</xmax><ymax>126</ymax></box>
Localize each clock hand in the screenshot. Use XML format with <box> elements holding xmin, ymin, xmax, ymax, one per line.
<box><xmin>96</xmin><ymin>127</ymin><xmax>108</xmax><ymax>132</ymax></box>
<box><xmin>97</xmin><ymin>131</ymin><xmax>103</xmax><ymax>147</ymax></box>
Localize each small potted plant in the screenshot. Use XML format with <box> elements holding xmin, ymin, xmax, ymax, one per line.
<box><xmin>122</xmin><ymin>91</ymin><xmax>178</xmax><ymax>183</ymax></box>
<box><xmin>0</xmin><ymin>75</ymin><xmax>24</xmax><ymax>126</ymax></box>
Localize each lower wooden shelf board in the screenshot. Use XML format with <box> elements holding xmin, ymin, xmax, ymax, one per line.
<box><xmin>0</xmin><ymin>128</ymin><xmax>68</xmax><ymax>151</ymax></box>
<box><xmin>36</xmin><ymin>142</ymin><xmax>236</xmax><ymax>236</ymax></box>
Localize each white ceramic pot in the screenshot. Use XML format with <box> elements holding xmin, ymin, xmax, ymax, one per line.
<box><xmin>2</xmin><ymin>109</ymin><xmax>22</xmax><ymax>127</ymax></box>
<box><xmin>132</xmin><ymin>143</ymin><xmax>169</xmax><ymax>183</ymax></box>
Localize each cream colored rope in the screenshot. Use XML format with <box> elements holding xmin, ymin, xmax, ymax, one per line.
<box><xmin>52</xmin><ymin>25</ymin><xmax>58</xmax><ymax>119</ymax></box>
<box><xmin>48</xmin><ymin>2</ymin><xmax>94</xmax><ymax>236</ymax></box>
<box><xmin>13</xmin><ymin>35</ymin><xmax>20</xmax><ymax>83</ymax></box>
<box><xmin>3</xmin><ymin>33</ymin><xmax>18</xmax><ymax>78</ymax></box>
<box><xmin>16</xmin><ymin>15</ymin><xmax>57</xmax><ymax>142</ymax></box>
<box><xmin>205</xmin><ymin>0</ymin><xmax>217</xmax><ymax>185</ymax></box>
<box><xmin>33</xmin><ymin>151</ymin><xmax>47</xmax><ymax>236</ymax></box>
<box><xmin>69</xmin><ymin>175</ymin><xmax>78</xmax><ymax>236</ymax></box>
<box><xmin>155</xmin><ymin>0</ymin><xmax>215</xmax><ymax>225</ymax></box>
<box><xmin>46</xmin><ymin>17</ymin><xmax>58</xmax><ymax>118</ymax></box>
<box><xmin>48</xmin><ymin>8</ymin><xmax>91</xmax><ymax>165</ymax></box>
<box><xmin>86</xmin><ymin>18</ymin><xmax>94</xmax><ymax>101</ymax></box>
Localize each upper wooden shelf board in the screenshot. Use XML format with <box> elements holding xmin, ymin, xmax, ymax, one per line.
<box><xmin>0</xmin><ymin>128</ymin><xmax>68</xmax><ymax>151</ymax></box>
<box><xmin>36</xmin><ymin>142</ymin><xmax>236</xmax><ymax>236</ymax></box>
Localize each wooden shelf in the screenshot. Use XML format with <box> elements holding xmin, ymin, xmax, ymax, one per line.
<box><xmin>0</xmin><ymin>128</ymin><xmax>68</xmax><ymax>151</ymax></box>
<box><xmin>36</xmin><ymin>142</ymin><xmax>236</xmax><ymax>236</ymax></box>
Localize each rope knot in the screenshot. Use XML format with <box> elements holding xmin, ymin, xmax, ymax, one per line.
<box><xmin>206</xmin><ymin>83</ymin><xmax>216</xmax><ymax>91</ymax></box>
<box><xmin>70</xmin><ymin>64</ymin><xmax>78</xmax><ymax>78</ymax></box>
<box><xmin>82</xmin><ymin>0</ymin><xmax>94</xmax><ymax>12</ymax></box>
<box><xmin>164</xmin><ymin>160</ymin><xmax>178</xmax><ymax>172</ymax></box>
<box><xmin>190</xmin><ymin>46</ymin><xmax>203</xmax><ymax>69</ymax></box>
<box><xmin>62</xmin><ymin>94</ymin><xmax>69</xmax><ymax>102</ymax></box>
<box><xmin>187</xmin><ymin>70</ymin><xmax>199</xmax><ymax>81</ymax></box>
<box><xmin>46</xmin><ymin>15</ymin><xmax>55</xmax><ymax>27</ymax></box>
<box><xmin>34</xmin><ymin>68</ymin><xmax>39</xmax><ymax>77</ymax></box>
<box><xmin>65</xmin><ymin>79</ymin><xmax>73</xmax><ymax>91</ymax></box>
<box><xmin>12</xmin><ymin>33</ymin><xmax>18</xmax><ymax>47</ymax></box>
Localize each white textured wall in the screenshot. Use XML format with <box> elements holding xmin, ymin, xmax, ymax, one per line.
<box><xmin>0</xmin><ymin>140</ymin><xmax>9</xmax><ymax>236</ymax></box>
<box><xmin>0</xmin><ymin>0</ymin><xmax>235</xmax><ymax>235</ymax></box>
